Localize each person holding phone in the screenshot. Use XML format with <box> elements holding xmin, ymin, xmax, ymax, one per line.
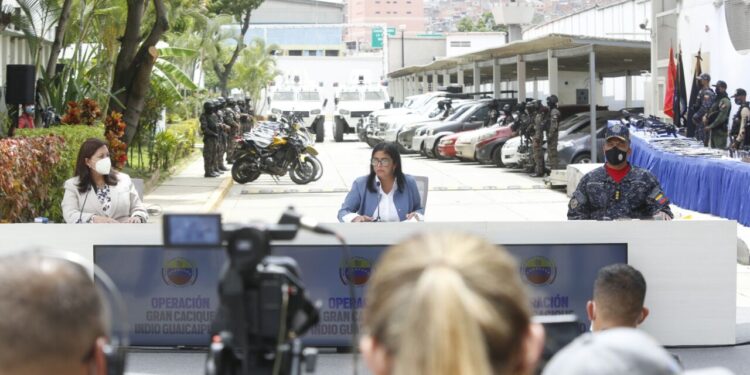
<box><xmin>337</xmin><ymin>142</ymin><xmax>423</xmax><ymax>222</ymax></box>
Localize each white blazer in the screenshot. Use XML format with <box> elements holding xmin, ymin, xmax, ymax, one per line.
<box><xmin>61</xmin><ymin>172</ymin><xmax>148</xmax><ymax>223</ymax></box>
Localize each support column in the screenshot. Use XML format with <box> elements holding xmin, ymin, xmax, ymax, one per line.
<box><xmin>432</xmin><ymin>71</ymin><xmax>439</xmax><ymax>91</ymax></box>
<box><xmin>473</xmin><ymin>61</ymin><xmax>481</xmax><ymax>98</ymax></box>
<box><xmin>625</xmin><ymin>75</ymin><xmax>633</xmax><ymax>108</ymax></box>
<box><xmin>421</xmin><ymin>74</ymin><xmax>428</xmax><ymax>93</ymax></box>
<box><xmin>493</xmin><ymin>59</ymin><xmax>502</xmax><ymax>98</ymax></box>
<box><xmin>589</xmin><ymin>49</ymin><xmax>597</xmax><ymax>164</ymax></box>
<box><xmin>516</xmin><ymin>56</ymin><xmax>526</xmax><ymax>102</ymax></box>
<box><xmin>443</xmin><ymin>70</ymin><xmax>450</xmax><ymax>87</ymax></box>
<box><xmin>533</xmin><ymin>77</ymin><xmax>538</xmax><ymax>100</ymax></box>
<box><xmin>547</xmin><ymin>49</ymin><xmax>559</xmax><ymax>97</ymax></box>
<box><xmin>457</xmin><ymin>67</ymin><xmax>465</xmax><ymax>88</ymax></box>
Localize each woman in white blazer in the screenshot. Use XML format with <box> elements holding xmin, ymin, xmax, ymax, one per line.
<box><xmin>61</xmin><ymin>138</ymin><xmax>148</xmax><ymax>223</ymax></box>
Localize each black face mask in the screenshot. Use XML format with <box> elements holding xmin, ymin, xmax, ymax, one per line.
<box><xmin>605</xmin><ymin>147</ymin><xmax>628</xmax><ymax>165</ymax></box>
<box><xmin>735</xmin><ymin>98</ymin><xmax>744</xmax><ymax>105</ymax></box>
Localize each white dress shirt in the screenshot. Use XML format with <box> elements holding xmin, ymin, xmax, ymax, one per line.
<box><xmin>342</xmin><ymin>177</ymin><xmax>401</xmax><ymax>222</ymax></box>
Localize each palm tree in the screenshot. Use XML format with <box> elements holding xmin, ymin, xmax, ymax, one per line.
<box><xmin>229</xmin><ymin>38</ymin><xmax>279</xmax><ymax>110</ymax></box>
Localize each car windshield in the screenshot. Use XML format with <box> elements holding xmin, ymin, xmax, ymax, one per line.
<box><xmin>339</xmin><ymin>91</ymin><xmax>360</xmax><ymax>101</ymax></box>
<box><xmin>298</xmin><ymin>91</ymin><xmax>320</xmax><ymax>101</ymax></box>
<box><xmin>273</xmin><ymin>91</ymin><xmax>294</xmax><ymax>101</ymax></box>
<box><xmin>558</xmin><ymin>113</ymin><xmax>589</xmax><ymax>131</ymax></box>
<box><xmin>447</xmin><ymin>105</ymin><xmax>471</xmax><ymax>120</ymax></box>
<box><xmin>364</xmin><ymin>91</ymin><xmax>386</xmax><ymax>100</ymax></box>
<box><xmin>405</xmin><ymin>95</ymin><xmax>427</xmax><ymax>109</ymax></box>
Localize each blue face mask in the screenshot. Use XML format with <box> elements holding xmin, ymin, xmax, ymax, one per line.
<box><xmin>24</xmin><ymin>106</ymin><xmax>34</xmax><ymax>114</ymax></box>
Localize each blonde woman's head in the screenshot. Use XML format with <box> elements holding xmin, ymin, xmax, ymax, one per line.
<box><xmin>361</xmin><ymin>232</ymin><xmax>544</xmax><ymax>375</ymax></box>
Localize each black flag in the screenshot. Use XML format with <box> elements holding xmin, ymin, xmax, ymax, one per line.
<box><xmin>686</xmin><ymin>49</ymin><xmax>703</xmax><ymax>137</ymax></box>
<box><xmin>673</xmin><ymin>47</ymin><xmax>688</xmax><ymax>128</ymax></box>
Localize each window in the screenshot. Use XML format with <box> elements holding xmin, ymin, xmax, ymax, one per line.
<box><xmin>339</xmin><ymin>91</ymin><xmax>361</xmax><ymax>101</ymax></box>
<box><xmin>298</xmin><ymin>91</ymin><xmax>321</xmax><ymax>101</ymax></box>
<box><xmin>407</xmin><ymin>11</ymin><xmax>412</xmax><ymax>14</ymax></box>
<box><xmin>325</xmin><ymin>50</ymin><xmax>339</xmax><ymax>56</ymax></box>
<box><xmin>376</xmin><ymin>11</ymin><xmax>380</xmax><ymax>14</ymax></box>
<box><xmin>726</xmin><ymin>0</ymin><xmax>750</xmax><ymax>52</ymax></box>
<box><xmin>450</xmin><ymin>41</ymin><xmax>471</xmax><ymax>47</ymax></box>
<box><xmin>273</xmin><ymin>91</ymin><xmax>295</xmax><ymax>101</ymax></box>
<box><xmin>365</xmin><ymin>91</ymin><xmax>386</xmax><ymax>100</ymax></box>
<box><xmin>288</xmin><ymin>50</ymin><xmax>302</xmax><ymax>56</ymax></box>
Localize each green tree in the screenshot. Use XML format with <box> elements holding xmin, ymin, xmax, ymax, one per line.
<box><xmin>208</xmin><ymin>0</ymin><xmax>266</xmax><ymax>97</ymax></box>
<box><xmin>228</xmin><ymin>38</ymin><xmax>279</xmax><ymax>110</ymax></box>
<box><xmin>107</xmin><ymin>0</ymin><xmax>170</xmax><ymax>146</ymax></box>
<box><xmin>456</xmin><ymin>12</ymin><xmax>508</xmax><ymax>32</ymax></box>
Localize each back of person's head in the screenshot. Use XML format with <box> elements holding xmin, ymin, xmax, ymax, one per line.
<box><xmin>362</xmin><ymin>232</ymin><xmax>543</xmax><ymax>375</ymax></box>
<box><xmin>0</xmin><ymin>253</ymin><xmax>106</xmax><ymax>375</ymax></box>
<box><xmin>589</xmin><ymin>264</ymin><xmax>648</xmax><ymax>330</ymax></box>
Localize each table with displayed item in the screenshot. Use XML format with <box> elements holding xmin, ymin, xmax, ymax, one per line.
<box><xmin>618</xmin><ymin>116</ymin><xmax>750</xmax><ymax>226</ymax></box>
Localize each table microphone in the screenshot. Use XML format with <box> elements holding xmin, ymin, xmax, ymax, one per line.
<box><xmin>374</xmin><ymin>181</ymin><xmax>383</xmax><ymax>222</ymax></box>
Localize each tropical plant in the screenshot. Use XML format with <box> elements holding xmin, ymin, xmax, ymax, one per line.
<box><xmin>229</xmin><ymin>38</ymin><xmax>279</xmax><ymax>110</ymax></box>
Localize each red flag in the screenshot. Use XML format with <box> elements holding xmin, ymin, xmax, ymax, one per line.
<box><xmin>664</xmin><ymin>47</ymin><xmax>676</xmax><ymax>117</ymax></box>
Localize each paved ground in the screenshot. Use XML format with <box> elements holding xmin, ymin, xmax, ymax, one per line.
<box><xmin>140</xmin><ymin>132</ymin><xmax>750</xmax><ymax>374</ymax></box>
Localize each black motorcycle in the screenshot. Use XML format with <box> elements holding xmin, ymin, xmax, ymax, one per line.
<box><xmin>231</xmin><ymin>121</ymin><xmax>319</xmax><ymax>184</ymax></box>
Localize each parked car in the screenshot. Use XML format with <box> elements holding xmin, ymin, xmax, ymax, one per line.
<box><xmin>411</xmin><ymin>103</ymin><xmax>475</xmax><ymax>155</ymax></box>
<box><xmin>333</xmin><ymin>84</ymin><xmax>390</xmax><ymax>142</ymax></box>
<box><xmin>555</xmin><ymin>114</ymin><xmax>623</xmax><ymax>167</ymax></box>
<box><xmin>500</xmin><ymin>111</ymin><xmax>621</xmax><ymax>169</ymax></box>
<box><xmin>422</xmin><ymin>100</ymin><xmax>494</xmax><ymax>158</ymax></box>
<box><xmin>367</xmin><ymin>93</ymin><xmax>448</xmax><ymax>147</ymax></box>
<box><xmin>475</xmin><ymin>128</ymin><xmax>517</xmax><ymax>166</ymax></box>
<box><xmin>454</xmin><ymin>124</ymin><xmax>514</xmax><ymax>161</ymax></box>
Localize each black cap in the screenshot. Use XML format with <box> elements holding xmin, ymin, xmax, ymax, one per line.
<box><xmin>712</xmin><ymin>80</ymin><xmax>727</xmax><ymax>89</ymax></box>
<box><xmin>732</xmin><ymin>88</ymin><xmax>747</xmax><ymax>98</ymax></box>
<box><xmin>698</xmin><ymin>73</ymin><xmax>711</xmax><ymax>81</ymax></box>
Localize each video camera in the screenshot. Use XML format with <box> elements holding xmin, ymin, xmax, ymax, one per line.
<box><xmin>162</xmin><ymin>211</ymin><xmax>321</xmax><ymax>375</ymax></box>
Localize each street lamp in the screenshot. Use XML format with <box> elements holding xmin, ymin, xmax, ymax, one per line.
<box><xmin>399</xmin><ymin>24</ymin><xmax>406</xmax><ymax>68</ymax></box>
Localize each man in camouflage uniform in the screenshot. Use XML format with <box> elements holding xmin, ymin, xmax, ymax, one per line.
<box><xmin>568</xmin><ymin>123</ymin><xmax>673</xmax><ymax>220</ymax></box>
<box><xmin>511</xmin><ymin>101</ymin><xmax>529</xmax><ymax>136</ymax></box>
<box><xmin>500</xmin><ymin>104</ymin><xmax>514</xmax><ymax>126</ymax></box>
<box><xmin>200</xmin><ymin>100</ymin><xmax>219</xmax><ymax>177</ymax></box>
<box><xmin>521</xmin><ymin>101</ymin><xmax>538</xmax><ymax>172</ymax></box>
<box><xmin>731</xmin><ymin>88</ymin><xmax>750</xmax><ymax>150</ymax></box>
<box><xmin>531</xmin><ymin>100</ymin><xmax>548</xmax><ymax>177</ymax></box>
<box><xmin>692</xmin><ymin>73</ymin><xmax>715</xmax><ymax>146</ymax></box>
<box><xmin>706</xmin><ymin>80</ymin><xmax>730</xmax><ymax>149</ymax></box>
<box><xmin>546</xmin><ymin>95</ymin><xmax>562</xmax><ymax>170</ymax></box>
<box><xmin>213</xmin><ymin>99</ymin><xmax>229</xmax><ymax>173</ymax></box>
<box><xmin>222</xmin><ymin>98</ymin><xmax>240</xmax><ymax>164</ymax></box>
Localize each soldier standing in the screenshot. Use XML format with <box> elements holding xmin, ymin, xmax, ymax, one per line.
<box><xmin>511</xmin><ymin>101</ymin><xmax>529</xmax><ymax>136</ymax></box>
<box><xmin>500</xmin><ymin>104</ymin><xmax>514</xmax><ymax>126</ymax></box>
<box><xmin>692</xmin><ymin>73</ymin><xmax>715</xmax><ymax>146</ymax></box>
<box><xmin>523</xmin><ymin>101</ymin><xmax>538</xmax><ymax>172</ymax></box>
<box><xmin>222</xmin><ymin>99</ymin><xmax>240</xmax><ymax>164</ymax></box>
<box><xmin>531</xmin><ymin>100</ymin><xmax>548</xmax><ymax>177</ymax></box>
<box><xmin>706</xmin><ymin>80</ymin><xmax>730</xmax><ymax>149</ymax></box>
<box><xmin>730</xmin><ymin>88</ymin><xmax>750</xmax><ymax>150</ymax></box>
<box><xmin>546</xmin><ymin>95</ymin><xmax>562</xmax><ymax>169</ymax></box>
<box><xmin>568</xmin><ymin>123</ymin><xmax>673</xmax><ymax>220</ymax></box>
<box><xmin>214</xmin><ymin>99</ymin><xmax>229</xmax><ymax>173</ymax></box>
<box><xmin>200</xmin><ymin>101</ymin><xmax>219</xmax><ymax>177</ymax></box>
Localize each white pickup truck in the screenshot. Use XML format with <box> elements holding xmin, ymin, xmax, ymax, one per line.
<box><xmin>266</xmin><ymin>86</ymin><xmax>328</xmax><ymax>142</ymax></box>
<box><xmin>332</xmin><ymin>85</ymin><xmax>390</xmax><ymax>142</ymax></box>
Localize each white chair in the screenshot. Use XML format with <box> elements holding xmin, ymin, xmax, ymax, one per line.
<box><xmin>413</xmin><ymin>175</ymin><xmax>429</xmax><ymax>213</ymax></box>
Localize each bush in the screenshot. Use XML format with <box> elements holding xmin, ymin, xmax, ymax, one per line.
<box><xmin>13</xmin><ymin>125</ymin><xmax>105</xmax><ymax>222</ymax></box>
<box><xmin>152</xmin><ymin>119</ymin><xmax>198</xmax><ymax>170</ymax></box>
<box><xmin>0</xmin><ymin>136</ymin><xmax>65</xmax><ymax>222</ymax></box>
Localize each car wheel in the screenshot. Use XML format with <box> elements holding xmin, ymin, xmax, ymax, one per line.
<box><xmin>419</xmin><ymin>142</ymin><xmax>426</xmax><ymax>157</ymax></box>
<box><xmin>572</xmin><ymin>153</ymin><xmax>592</xmax><ymax>164</ymax></box>
<box><xmin>315</xmin><ymin>117</ymin><xmax>325</xmax><ymax>142</ymax></box>
<box><xmin>333</xmin><ymin>118</ymin><xmax>344</xmax><ymax>142</ymax></box>
<box><xmin>493</xmin><ymin>146</ymin><xmax>505</xmax><ymax>167</ymax></box>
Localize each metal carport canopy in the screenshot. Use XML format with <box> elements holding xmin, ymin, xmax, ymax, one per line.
<box><xmin>388</xmin><ymin>33</ymin><xmax>651</xmax><ymax>164</ymax></box>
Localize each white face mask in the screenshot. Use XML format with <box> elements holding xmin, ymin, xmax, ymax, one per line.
<box><xmin>94</xmin><ymin>158</ymin><xmax>112</xmax><ymax>175</ymax></box>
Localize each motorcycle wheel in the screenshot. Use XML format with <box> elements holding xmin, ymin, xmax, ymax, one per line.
<box><xmin>231</xmin><ymin>159</ymin><xmax>261</xmax><ymax>184</ymax></box>
<box><xmin>289</xmin><ymin>158</ymin><xmax>317</xmax><ymax>185</ymax></box>
<box><xmin>305</xmin><ymin>154</ymin><xmax>324</xmax><ymax>181</ymax></box>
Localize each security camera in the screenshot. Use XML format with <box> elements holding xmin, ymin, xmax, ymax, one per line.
<box><xmin>639</xmin><ymin>19</ymin><xmax>649</xmax><ymax>30</ymax></box>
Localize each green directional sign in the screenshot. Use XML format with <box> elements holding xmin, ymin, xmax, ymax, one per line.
<box><xmin>387</xmin><ymin>27</ymin><xmax>396</xmax><ymax>37</ymax></box>
<box><xmin>372</xmin><ymin>27</ymin><xmax>383</xmax><ymax>49</ymax></box>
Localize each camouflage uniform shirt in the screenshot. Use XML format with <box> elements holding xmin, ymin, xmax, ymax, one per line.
<box><xmin>568</xmin><ymin>165</ymin><xmax>673</xmax><ymax>220</ymax></box>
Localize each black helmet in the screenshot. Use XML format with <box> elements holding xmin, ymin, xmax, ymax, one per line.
<box><xmin>217</xmin><ymin>97</ymin><xmax>226</xmax><ymax>107</ymax></box>
<box><xmin>228</xmin><ymin>97</ymin><xmax>236</xmax><ymax>105</ymax></box>
<box><xmin>546</xmin><ymin>95</ymin><xmax>559</xmax><ymax>106</ymax></box>
<box><xmin>517</xmin><ymin>102</ymin><xmax>526</xmax><ymax>111</ymax></box>
<box><xmin>502</xmin><ymin>104</ymin><xmax>511</xmax><ymax>112</ymax></box>
<box><xmin>203</xmin><ymin>100</ymin><xmax>213</xmax><ymax>111</ymax></box>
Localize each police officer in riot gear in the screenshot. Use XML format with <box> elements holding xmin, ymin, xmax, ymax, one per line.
<box><xmin>511</xmin><ymin>101</ymin><xmax>529</xmax><ymax>136</ymax></box>
<box><xmin>223</xmin><ymin>98</ymin><xmax>240</xmax><ymax>164</ymax></box>
<box><xmin>214</xmin><ymin>99</ymin><xmax>230</xmax><ymax>173</ymax></box>
<box><xmin>200</xmin><ymin>100</ymin><xmax>220</xmax><ymax>177</ymax></box>
<box><xmin>500</xmin><ymin>104</ymin><xmax>514</xmax><ymax>126</ymax></box>
<box><xmin>693</xmin><ymin>73</ymin><xmax>715</xmax><ymax>146</ymax></box>
<box><xmin>531</xmin><ymin>100</ymin><xmax>548</xmax><ymax>177</ymax></box>
<box><xmin>546</xmin><ymin>95</ymin><xmax>562</xmax><ymax>169</ymax></box>
<box><xmin>568</xmin><ymin>123</ymin><xmax>673</xmax><ymax>221</ymax></box>
<box><xmin>706</xmin><ymin>80</ymin><xmax>730</xmax><ymax>149</ymax></box>
<box><xmin>730</xmin><ymin>88</ymin><xmax>750</xmax><ymax>150</ymax></box>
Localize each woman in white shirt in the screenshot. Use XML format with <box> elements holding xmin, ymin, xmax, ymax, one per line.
<box><xmin>337</xmin><ymin>142</ymin><xmax>423</xmax><ymax>222</ymax></box>
<box><xmin>61</xmin><ymin>138</ymin><xmax>148</xmax><ymax>223</ymax></box>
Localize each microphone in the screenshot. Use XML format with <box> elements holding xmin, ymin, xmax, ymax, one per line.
<box><xmin>374</xmin><ymin>181</ymin><xmax>383</xmax><ymax>222</ymax></box>
<box><xmin>278</xmin><ymin>206</ymin><xmax>335</xmax><ymax>235</ymax></box>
